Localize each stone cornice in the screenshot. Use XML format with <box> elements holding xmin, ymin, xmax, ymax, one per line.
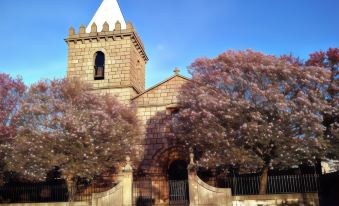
<box><xmin>65</xmin><ymin>29</ymin><xmax>148</xmax><ymax>62</ymax></box>
<box><xmin>89</xmin><ymin>84</ymin><xmax>143</xmax><ymax>94</ymax></box>
<box><xmin>135</xmin><ymin>103</ymin><xmax>180</xmax><ymax>108</ymax></box>
<box><xmin>131</xmin><ymin>74</ymin><xmax>191</xmax><ymax>100</ymax></box>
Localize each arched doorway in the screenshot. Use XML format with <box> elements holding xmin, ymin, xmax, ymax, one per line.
<box><xmin>168</xmin><ymin>160</ymin><xmax>188</xmax><ymax>180</ymax></box>
<box><xmin>133</xmin><ymin>148</ymin><xmax>190</xmax><ymax>206</ymax></box>
<box><xmin>167</xmin><ymin>160</ymin><xmax>189</xmax><ymax>206</ymax></box>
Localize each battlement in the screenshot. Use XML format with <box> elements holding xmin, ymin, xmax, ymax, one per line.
<box><xmin>65</xmin><ymin>19</ymin><xmax>148</xmax><ymax>101</ymax></box>
<box><xmin>65</xmin><ymin>21</ymin><xmax>148</xmax><ymax>61</ymax></box>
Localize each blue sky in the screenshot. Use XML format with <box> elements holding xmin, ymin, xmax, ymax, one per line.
<box><xmin>0</xmin><ymin>0</ymin><xmax>338</xmax><ymax>88</ymax></box>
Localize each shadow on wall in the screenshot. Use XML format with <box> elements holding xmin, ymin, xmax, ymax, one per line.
<box><xmin>132</xmin><ymin>107</ymin><xmax>190</xmax><ymax>205</ymax></box>
<box><xmin>136</xmin><ymin>107</ymin><xmax>189</xmax><ymax>176</ymax></box>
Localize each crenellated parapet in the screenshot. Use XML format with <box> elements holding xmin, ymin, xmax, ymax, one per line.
<box><xmin>65</xmin><ymin>21</ymin><xmax>148</xmax><ymax>62</ymax></box>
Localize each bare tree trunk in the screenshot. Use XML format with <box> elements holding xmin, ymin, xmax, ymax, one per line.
<box><xmin>0</xmin><ymin>163</ymin><xmax>4</xmax><ymax>187</ymax></box>
<box><xmin>259</xmin><ymin>165</ymin><xmax>269</xmax><ymax>195</ymax></box>
<box><xmin>65</xmin><ymin>177</ymin><xmax>76</xmax><ymax>202</ymax></box>
<box><xmin>0</xmin><ymin>170</ymin><xmax>4</xmax><ymax>187</ymax></box>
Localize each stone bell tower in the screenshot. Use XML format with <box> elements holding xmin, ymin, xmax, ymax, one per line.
<box><xmin>65</xmin><ymin>0</ymin><xmax>148</xmax><ymax>104</ymax></box>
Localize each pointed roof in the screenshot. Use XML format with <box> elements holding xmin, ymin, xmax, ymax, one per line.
<box><xmin>86</xmin><ymin>0</ymin><xmax>126</xmax><ymax>33</ymax></box>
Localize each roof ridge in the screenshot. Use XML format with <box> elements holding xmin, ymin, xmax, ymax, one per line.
<box><xmin>132</xmin><ymin>74</ymin><xmax>190</xmax><ymax>100</ymax></box>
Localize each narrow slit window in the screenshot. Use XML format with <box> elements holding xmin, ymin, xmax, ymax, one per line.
<box><xmin>94</xmin><ymin>51</ymin><xmax>105</xmax><ymax>80</ymax></box>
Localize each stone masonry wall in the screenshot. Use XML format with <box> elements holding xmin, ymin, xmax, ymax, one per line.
<box><xmin>91</xmin><ymin>87</ymin><xmax>137</xmax><ymax>105</ymax></box>
<box><xmin>130</xmin><ymin>41</ymin><xmax>146</xmax><ymax>93</ymax></box>
<box><xmin>132</xmin><ymin>75</ymin><xmax>190</xmax><ymax>174</ymax></box>
<box><xmin>65</xmin><ymin>20</ymin><xmax>189</xmax><ymax>174</ymax></box>
<box><xmin>65</xmin><ymin>22</ymin><xmax>147</xmax><ymax>104</ymax></box>
<box><xmin>0</xmin><ymin>203</ymin><xmax>88</xmax><ymax>206</ymax></box>
<box><xmin>232</xmin><ymin>193</ymin><xmax>319</xmax><ymax>206</ymax></box>
<box><xmin>133</xmin><ymin>75</ymin><xmax>188</xmax><ymax>106</ymax></box>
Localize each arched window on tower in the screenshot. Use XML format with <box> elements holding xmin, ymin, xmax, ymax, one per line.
<box><xmin>94</xmin><ymin>51</ymin><xmax>105</xmax><ymax>80</ymax></box>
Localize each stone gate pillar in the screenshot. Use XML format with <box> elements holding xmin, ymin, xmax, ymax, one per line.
<box><xmin>187</xmin><ymin>153</ymin><xmax>232</xmax><ymax>206</ymax></box>
<box><xmin>119</xmin><ymin>156</ymin><xmax>133</xmax><ymax>206</ymax></box>
<box><xmin>91</xmin><ymin>156</ymin><xmax>134</xmax><ymax>206</ymax></box>
<box><xmin>188</xmin><ymin>153</ymin><xmax>198</xmax><ymax>206</ymax></box>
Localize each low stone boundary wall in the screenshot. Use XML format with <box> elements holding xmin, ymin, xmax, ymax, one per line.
<box><xmin>1</xmin><ymin>158</ymin><xmax>134</xmax><ymax>206</ymax></box>
<box><xmin>188</xmin><ymin>171</ymin><xmax>319</xmax><ymax>206</ymax></box>
<box><xmin>189</xmin><ymin>172</ymin><xmax>233</xmax><ymax>206</ymax></box>
<box><xmin>0</xmin><ymin>203</ymin><xmax>89</xmax><ymax>206</ymax></box>
<box><xmin>91</xmin><ymin>171</ymin><xmax>132</xmax><ymax>206</ymax></box>
<box><xmin>232</xmin><ymin>193</ymin><xmax>319</xmax><ymax>206</ymax></box>
<box><xmin>91</xmin><ymin>182</ymin><xmax>123</xmax><ymax>206</ymax></box>
<box><xmin>1</xmin><ymin>154</ymin><xmax>320</xmax><ymax>206</ymax></box>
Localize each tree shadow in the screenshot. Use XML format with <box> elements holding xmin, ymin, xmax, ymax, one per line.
<box><xmin>136</xmin><ymin>107</ymin><xmax>188</xmax><ymax>175</ymax></box>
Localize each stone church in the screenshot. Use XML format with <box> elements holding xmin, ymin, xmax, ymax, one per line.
<box><xmin>65</xmin><ymin>0</ymin><xmax>190</xmax><ymax>180</ymax></box>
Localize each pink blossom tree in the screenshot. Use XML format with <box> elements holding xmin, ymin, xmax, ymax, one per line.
<box><xmin>5</xmin><ymin>78</ymin><xmax>139</xmax><ymax>198</ymax></box>
<box><xmin>0</xmin><ymin>73</ymin><xmax>26</xmax><ymax>185</ymax></box>
<box><xmin>306</xmin><ymin>48</ymin><xmax>339</xmax><ymax>159</ymax></box>
<box><xmin>171</xmin><ymin>50</ymin><xmax>330</xmax><ymax>194</ymax></box>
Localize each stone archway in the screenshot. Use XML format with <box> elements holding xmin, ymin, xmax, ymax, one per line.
<box><xmin>134</xmin><ymin>147</ymin><xmax>190</xmax><ymax>205</ymax></box>
<box><xmin>168</xmin><ymin>160</ymin><xmax>188</xmax><ymax>181</ymax></box>
<box><xmin>139</xmin><ymin>146</ymin><xmax>189</xmax><ymax>177</ymax></box>
<box><xmin>167</xmin><ymin>160</ymin><xmax>189</xmax><ymax>205</ymax></box>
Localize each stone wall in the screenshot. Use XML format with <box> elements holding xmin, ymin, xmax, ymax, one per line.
<box><xmin>132</xmin><ymin>74</ymin><xmax>190</xmax><ymax>173</ymax></box>
<box><xmin>189</xmin><ymin>171</ymin><xmax>233</xmax><ymax>206</ymax></box>
<box><xmin>130</xmin><ymin>40</ymin><xmax>146</xmax><ymax>93</ymax></box>
<box><xmin>1</xmin><ymin>172</ymin><xmax>320</xmax><ymax>206</ymax></box>
<box><xmin>1</xmin><ymin>162</ymin><xmax>134</xmax><ymax>206</ymax></box>
<box><xmin>91</xmin><ymin>87</ymin><xmax>137</xmax><ymax>105</ymax></box>
<box><xmin>91</xmin><ymin>172</ymin><xmax>132</xmax><ymax>206</ymax></box>
<box><xmin>133</xmin><ymin>75</ymin><xmax>188</xmax><ymax>107</ymax></box>
<box><xmin>0</xmin><ymin>202</ymin><xmax>88</xmax><ymax>206</ymax></box>
<box><xmin>65</xmin><ymin>21</ymin><xmax>148</xmax><ymax>104</ymax></box>
<box><xmin>188</xmin><ymin>172</ymin><xmax>319</xmax><ymax>206</ymax></box>
<box><xmin>232</xmin><ymin>193</ymin><xmax>319</xmax><ymax>206</ymax></box>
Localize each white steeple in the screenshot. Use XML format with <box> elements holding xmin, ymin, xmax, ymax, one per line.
<box><xmin>86</xmin><ymin>0</ymin><xmax>127</xmax><ymax>33</ymax></box>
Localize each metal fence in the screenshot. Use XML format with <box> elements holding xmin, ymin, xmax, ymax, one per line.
<box><xmin>219</xmin><ymin>174</ymin><xmax>319</xmax><ymax>195</ymax></box>
<box><xmin>1</xmin><ymin>174</ymin><xmax>321</xmax><ymax>203</ymax></box>
<box><xmin>133</xmin><ymin>177</ymin><xmax>189</xmax><ymax>206</ymax></box>
<box><xmin>0</xmin><ymin>184</ymin><xmax>68</xmax><ymax>203</ymax></box>
<box><xmin>0</xmin><ymin>180</ymin><xmax>116</xmax><ymax>203</ymax></box>
<box><xmin>169</xmin><ymin>180</ymin><xmax>189</xmax><ymax>205</ymax></box>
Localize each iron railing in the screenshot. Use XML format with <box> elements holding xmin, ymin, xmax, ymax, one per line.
<box><xmin>1</xmin><ymin>174</ymin><xmax>321</xmax><ymax>203</ymax></box>
<box><xmin>0</xmin><ymin>180</ymin><xmax>116</xmax><ymax>203</ymax></box>
<box><xmin>133</xmin><ymin>177</ymin><xmax>189</xmax><ymax>206</ymax></box>
<box><xmin>0</xmin><ymin>184</ymin><xmax>68</xmax><ymax>203</ymax></box>
<box><xmin>169</xmin><ymin>180</ymin><xmax>189</xmax><ymax>204</ymax></box>
<box><xmin>218</xmin><ymin>174</ymin><xmax>319</xmax><ymax>195</ymax></box>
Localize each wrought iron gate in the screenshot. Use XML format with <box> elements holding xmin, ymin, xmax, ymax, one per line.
<box><xmin>133</xmin><ymin>177</ymin><xmax>189</xmax><ymax>206</ymax></box>
<box><xmin>169</xmin><ymin>180</ymin><xmax>189</xmax><ymax>205</ymax></box>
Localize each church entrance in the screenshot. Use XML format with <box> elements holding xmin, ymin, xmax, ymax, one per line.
<box><xmin>168</xmin><ymin>160</ymin><xmax>189</xmax><ymax>206</ymax></box>
<box><xmin>133</xmin><ymin>160</ymin><xmax>189</xmax><ymax>206</ymax></box>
